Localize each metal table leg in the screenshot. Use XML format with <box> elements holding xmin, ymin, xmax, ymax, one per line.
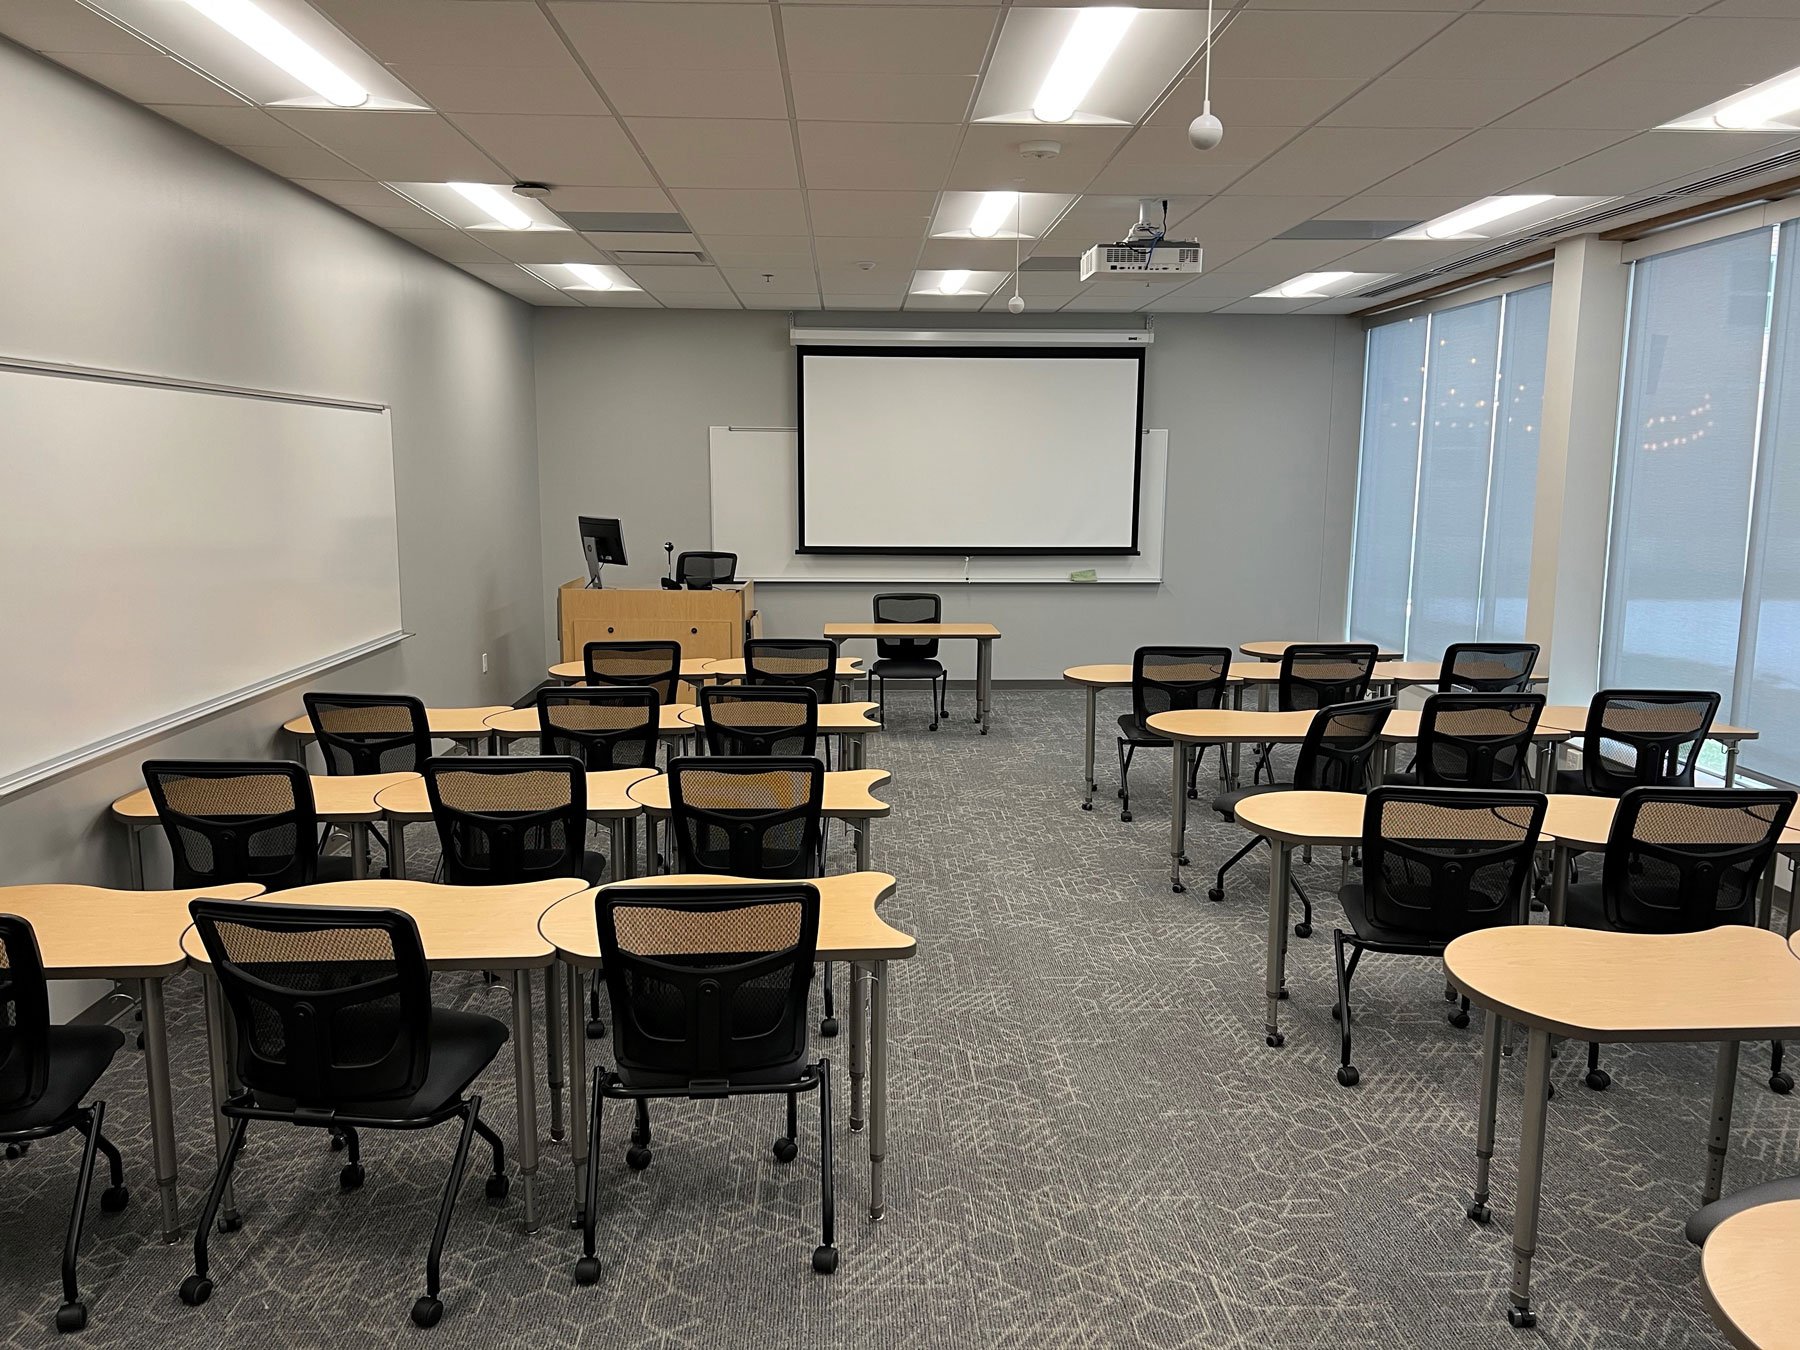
<box><xmin>848</xmin><ymin>961</ymin><xmax>867</xmax><ymax>1132</ymax></box>
<box><xmin>1703</xmin><ymin>1040</ymin><xmax>1742</xmax><ymax>1206</ymax></box>
<box><xmin>1169</xmin><ymin>743</ymin><xmax>1188</xmax><ymax>893</ymax></box>
<box><xmin>390</xmin><ymin>821</ymin><xmax>407</xmax><ymax>880</ymax></box>
<box><xmin>1550</xmin><ymin>844</ymin><xmax>1569</xmax><ymax>924</ymax></box>
<box><xmin>566</xmin><ymin>963</ymin><xmax>589</xmax><ymax>1226</ymax></box>
<box><xmin>201</xmin><ymin>972</ymin><xmax>241</xmax><ymax>1230</ymax></box>
<box><xmin>855</xmin><ymin>817</ymin><xmax>871</xmax><ymax>872</ymax></box>
<box><xmin>350</xmin><ymin>822</ymin><xmax>369</xmax><ymax>880</ymax></box>
<box><xmin>868</xmin><ymin>959</ymin><xmax>889</xmax><ymax>1221</ymax></box>
<box><xmin>1081</xmin><ymin>685</ymin><xmax>1097</xmax><ymax>811</ymax></box>
<box><xmin>140</xmin><ymin>978</ymin><xmax>182</xmax><ymax>1243</ymax></box>
<box><xmin>977</xmin><ymin>639</ymin><xmax>992</xmax><ymax>734</ymax></box>
<box><xmin>1725</xmin><ymin>741</ymin><xmax>1739</xmax><ymax>787</ymax></box>
<box><xmin>545</xmin><ymin>963</ymin><xmax>565</xmax><ymax>1143</ymax></box>
<box><xmin>1506</xmin><ymin>1027</ymin><xmax>1554</xmax><ymax>1327</ymax></box>
<box><xmin>1468</xmin><ymin>1010</ymin><xmax>1503</xmax><ymax>1224</ymax></box>
<box><xmin>127</xmin><ymin>825</ymin><xmax>147</xmax><ymax>890</ymax></box>
<box><xmin>511</xmin><ymin>972</ymin><xmax>541</xmax><ymax>1233</ymax></box>
<box><xmin>1263</xmin><ymin>841</ymin><xmax>1292</xmax><ymax>1047</ymax></box>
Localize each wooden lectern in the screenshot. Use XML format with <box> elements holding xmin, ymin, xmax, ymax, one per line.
<box><xmin>556</xmin><ymin>578</ymin><xmax>758</xmax><ymax>669</ymax></box>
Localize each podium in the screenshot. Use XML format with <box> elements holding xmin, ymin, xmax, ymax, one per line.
<box><xmin>556</xmin><ymin>580</ymin><xmax>757</xmax><ymax>682</ymax></box>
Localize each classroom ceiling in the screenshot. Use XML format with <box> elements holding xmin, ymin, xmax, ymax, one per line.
<box><xmin>8</xmin><ymin>0</ymin><xmax>1800</xmax><ymax>313</ymax></box>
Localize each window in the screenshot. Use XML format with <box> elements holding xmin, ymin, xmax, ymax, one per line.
<box><xmin>1347</xmin><ymin>285</ymin><xmax>1551</xmax><ymax>659</ymax></box>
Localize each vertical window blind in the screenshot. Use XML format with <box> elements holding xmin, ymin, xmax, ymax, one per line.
<box><xmin>1601</xmin><ymin>224</ymin><xmax>1797</xmax><ymax>782</ymax></box>
<box><xmin>1347</xmin><ymin>284</ymin><xmax>1551</xmax><ymax>659</ymax></box>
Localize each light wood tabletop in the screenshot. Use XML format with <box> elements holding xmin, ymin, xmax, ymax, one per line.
<box><xmin>374</xmin><ymin>767</ymin><xmax>657</xmax><ymax>822</ymax></box>
<box><xmin>1232</xmin><ymin>789</ymin><xmax>1366</xmax><ymax>847</ymax></box>
<box><xmin>824</xmin><ymin>622</ymin><xmax>1000</xmax><ymax>639</ymax></box>
<box><xmin>627</xmin><ymin>768</ymin><xmax>892</xmax><ymax>818</ymax></box>
<box><xmin>1447</xmin><ymin>926</ymin><xmax>1800</xmax><ymax>1042</ymax></box>
<box><xmin>1148</xmin><ymin>708</ymin><xmax>1317</xmax><ymax>744</ymax></box>
<box><xmin>1371</xmin><ymin>661</ymin><xmax>1548</xmax><ymax>688</ymax></box>
<box><xmin>702</xmin><ymin>656</ymin><xmax>864</xmax><ymax>680</ymax></box>
<box><xmin>1379</xmin><ymin>709</ymin><xmax>1571</xmax><ymax>744</ymax></box>
<box><xmin>539</xmin><ymin>872</ymin><xmax>915</xmax><ymax>965</ymax></box>
<box><xmin>179</xmin><ymin>879</ymin><xmax>584</xmax><ymax>972</ymax></box>
<box><xmin>547</xmin><ymin>657</ymin><xmax>720</xmax><ymax>684</ymax></box>
<box><xmin>1240</xmin><ymin>640</ymin><xmax>1402</xmax><ymax>662</ymax></box>
<box><xmin>282</xmin><ymin>707</ymin><xmax>510</xmax><ymax>740</ymax></box>
<box><xmin>674</xmin><ymin>701</ymin><xmax>882</xmax><ymax>733</ymax></box>
<box><xmin>111</xmin><ymin>771</ymin><xmax>417</xmax><ymax>823</ymax></box>
<box><xmin>1535</xmin><ymin>704</ymin><xmax>1759</xmax><ymax>741</ymax></box>
<box><xmin>1702</xmin><ymin>1199</ymin><xmax>1800</xmax><ymax>1350</ymax></box>
<box><xmin>0</xmin><ymin>883</ymin><xmax>261</xmax><ymax>978</ymax></box>
<box><xmin>483</xmin><ymin>704</ymin><xmax>692</xmax><ymax>739</ymax></box>
<box><xmin>1062</xmin><ymin>663</ymin><xmax>1135</xmax><ymax>688</ymax></box>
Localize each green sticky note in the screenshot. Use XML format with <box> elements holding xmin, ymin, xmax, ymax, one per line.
<box><xmin>1069</xmin><ymin>568</ymin><xmax>1098</xmax><ymax>583</ymax></box>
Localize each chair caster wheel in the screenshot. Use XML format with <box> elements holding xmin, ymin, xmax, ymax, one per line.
<box><xmin>626</xmin><ymin>1145</ymin><xmax>652</xmax><ymax>1171</ymax></box>
<box><xmin>1336</xmin><ymin>1065</ymin><xmax>1360</xmax><ymax>1087</ymax></box>
<box><xmin>1206</xmin><ymin>887</ymin><xmax>1224</xmax><ymax>903</ymax></box>
<box><xmin>574</xmin><ymin>1256</ymin><xmax>601</xmax><ymax>1286</ymax></box>
<box><xmin>585</xmin><ymin>1020</ymin><xmax>607</xmax><ymax>1040</ymax></box>
<box><xmin>1772</xmin><ymin>1072</ymin><xmax>1793</xmax><ymax>1094</ymax></box>
<box><xmin>329</xmin><ymin>1132</ymin><xmax>347</xmax><ymax>1152</ymax></box>
<box><xmin>179</xmin><ymin>1274</ymin><xmax>212</xmax><ymax>1307</ymax></box>
<box><xmin>1276</xmin><ymin>988</ymin><xmax>1289</xmax><ymax>1001</ymax></box>
<box><xmin>929</xmin><ymin>722</ymin><xmax>939</xmax><ymax>731</ymax></box>
<box><xmin>1266</xmin><ymin>1032</ymin><xmax>1284</xmax><ymax>1048</ymax></box>
<box><xmin>812</xmin><ymin>1245</ymin><xmax>839</xmax><ymax>1274</ymax></box>
<box><xmin>1120</xmin><ymin>811</ymin><xmax>1132</xmax><ymax>822</ymax></box>
<box><xmin>1172</xmin><ymin>882</ymin><xmax>1186</xmax><ymax>894</ymax></box>
<box><xmin>217</xmin><ymin>1213</ymin><xmax>242</xmax><ymax>1234</ymax></box>
<box><xmin>4</xmin><ymin>1142</ymin><xmax>28</xmax><ymax>1159</ymax></box>
<box><xmin>100</xmin><ymin>1184</ymin><xmax>130</xmax><ymax>1213</ymax></box>
<box><xmin>411</xmin><ymin>1296</ymin><xmax>443</xmax><ymax>1329</ymax></box>
<box><xmin>820</xmin><ymin>1017</ymin><xmax>839</xmax><ymax>1038</ymax></box>
<box><xmin>980</xmin><ymin>726</ymin><xmax>988</xmax><ymax>735</ymax></box>
<box><xmin>1081</xmin><ymin>801</ymin><xmax>1093</xmax><ymax>811</ymax></box>
<box><xmin>1116</xmin><ymin>787</ymin><xmax>1125</xmax><ymax>798</ymax></box>
<box><xmin>1467</xmin><ymin>1202</ymin><xmax>1491</xmax><ymax>1225</ymax></box>
<box><xmin>1186</xmin><ymin>788</ymin><xmax>1199</xmax><ymax>799</ymax></box>
<box><xmin>1449</xmin><ymin>1011</ymin><xmax>1471</xmax><ymax>1030</ymax></box>
<box><xmin>56</xmin><ymin>1301</ymin><xmax>88</xmax><ymax>1333</ymax></box>
<box><xmin>1507</xmin><ymin>1308</ymin><xmax>1536</xmax><ymax>1329</ymax></box>
<box><xmin>1293</xmin><ymin>922</ymin><xmax>1312</xmax><ymax>938</ymax></box>
<box><xmin>773</xmin><ymin>1136</ymin><xmax>798</xmax><ymax>1163</ymax></box>
<box><xmin>486</xmin><ymin>1173</ymin><xmax>510</xmax><ymax>1201</ymax></box>
<box><xmin>1178</xmin><ymin>854</ymin><xmax>1189</xmax><ymax>866</ymax></box>
<box><xmin>339</xmin><ymin>1163</ymin><xmax>365</xmax><ymax>1191</ymax></box>
<box><xmin>1584</xmin><ymin>1069</ymin><xmax>1610</xmax><ymax>1091</ymax></box>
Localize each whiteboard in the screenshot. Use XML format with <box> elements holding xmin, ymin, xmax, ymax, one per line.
<box><xmin>0</xmin><ymin>361</ymin><xmax>404</xmax><ymax>794</ymax></box>
<box><xmin>710</xmin><ymin>425</ymin><xmax>1166</xmax><ymax>584</ymax></box>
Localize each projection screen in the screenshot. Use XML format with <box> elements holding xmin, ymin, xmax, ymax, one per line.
<box><xmin>797</xmin><ymin>347</ymin><xmax>1145</xmax><ymax>554</ymax></box>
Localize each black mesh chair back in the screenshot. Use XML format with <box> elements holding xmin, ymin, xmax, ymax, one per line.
<box><xmin>1597</xmin><ymin>788</ymin><xmax>1796</xmax><ymax>933</ymax></box>
<box><xmin>1438</xmin><ymin>643</ymin><xmax>1540</xmax><ymax>693</ymax></box>
<box><xmin>676</xmin><ymin>552</ymin><xmax>737</xmax><ymax>589</ymax></box>
<box><xmin>537</xmin><ymin>686</ymin><xmax>661</xmax><ymax>770</ymax></box>
<box><xmin>872</xmin><ymin>593</ymin><xmax>941</xmax><ymax>662</ymax></box>
<box><xmin>1277</xmin><ymin>643</ymin><xmax>1380</xmax><ymax>712</ymax></box>
<box><xmin>303</xmin><ymin>693</ymin><xmax>432</xmax><ymax>776</ymax></box>
<box><xmin>189</xmin><ymin>901</ymin><xmax>431</xmax><ymax>1111</ymax></box>
<box><xmin>701</xmin><ymin>686</ymin><xmax>819</xmax><ymax>757</ymax></box>
<box><xmin>596</xmin><ymin>883</ymin><xmax>819</xmax><ymax>1087</ymax></box>
<box><xmin>666</xmin><ymin>757</ymin><xmax>824</xmax><ymax>879</ymax></box>
<box><xmin>1415</xmin><ymin>692</ymin><xmax>1544</xmax><ymax>789</ymax></box>
<box><xmin>583</xmin><ymin>641</ymin><xmax>682</xmax><ymax>705</ymax></box>
<box><xmin>0</xmin><ymin>916</ymin><xmax>51</xmax><ymax>1118</ymax></box>
<box><xmin>143</xmin><ymin>760</ymin><xmax>319</xmax><ymax>891</ymax></box>
<box><xmin>1581</xmin><ymin>689</ymin><xmax>1721</xmax><ymax>796</ymax></box>
<box><xmin>423</xmin><ymin>756</ymin><xmax>588</xmax><ymax>886</ymax></box>
<box><xmin>744</xmin><ymin>638</ymin><xmax>840</xmax><ymax>704</ymax></box>
<box><xmin>1130</xmin><ymin>646</ymin><xmax>1232</xmax><ymax>728</ymax></box>
<box><xmin>1293</xmin><ymin>698</ymin><xmax>1394</xmax><ymax>791</ymax></box>
<box><xmin>1360</xmin><ymin>788</ymin><xmax>1546</xmax><ymax>939</ymax></box>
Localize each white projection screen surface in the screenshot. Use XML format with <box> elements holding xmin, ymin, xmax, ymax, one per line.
<box><xmin>797</xmin><ymin>349</ymin><xmax>1145</xmax><ymax>554</ymax></box>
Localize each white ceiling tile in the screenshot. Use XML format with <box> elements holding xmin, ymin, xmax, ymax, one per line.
<box><xmin>1227</xmin><ymin>127</ymin><xmax>1464</xmax><ymax>195</ymax></box>
<box><xmin>916</xmin><ymin>238</ymin><xmax>1030</xmax><ymax>270</ymax></box>
<box><xmin>1584</xmin><ymin>16</ymin><xmax>1800</xmax><ymax>83</ymax></box>
<box><xmin>626</xmin><ymin>266</ymin><xmax>737</xmax><ymax>294</ymax></box>
<box><xmin>1318</xmin><ymin>194</ymin><xmax>1475</xmax><ymax>220</ymax></box>
<box><xmin>393</xmin><ymin>229</ymin><xmax>504</xmax><ymax>264</ymax></box>
<box><xmin>818</xmin><ymin>263</ymin><xmax>911</xmax><ymax>291</ymax></box>
<box><xmin>797</xmin><ymin>122</ymin><xmax>961</xmax><ymax>190</ymax></box>
<box><xmin>820</xmin><ymin>293</ymin><xmax>911</xmax><ymax>310</ymax></box>
<box><xmin>1221</xmin><ymin>239</ymin><xmax>1367</xmax><ymax>273</ymax></box>
<box><xmin>1323</xmin><ymin>80</ymin><xmax>1543</xmax><ymax>129</ymax></box>
<box><xmin>313</xmin><ymin>0</ymin><xmax>572</xmax><ymax>65</ymax></box>
<box><xmin>1475</xmin><ymin>0</ymin><xmax>1709</xmax><ymax>12</ymax></box>
<box><xmin>627</xmin><ymin>118</ymin><xmax>799</xmax><ymax>188</ymax></box>
<box><xmin>452</xmin><ymin>114</ymin><xmax>655</xmax><ymax>186</ymax></box>
<box><xmin>904</xmin><ymin>292</ymin><xmax>994</xmax><ymax>310</ymax></box>
<box><xmin>813</xmin><ymin>236</ymin><xmax>923</xmax><ymax>265</ymax></box>
<box><xmin>337</xmin><ymin>197</ymin><xmax>455</xmax><ymax>231</ymax></box>
<box><xmin>294</xmin><ymin>179</ymin><xmax>410</xmax><ymax>210</ymax></box>
<box><xmin>1331</xmin><ymin>238</ymin><xmax>1485</xmax><ymax>271</ymax></box>
<box><xmin>790</xmin><ymin>72</ymin><xmax>977</xmax><ymax>123</ymax></box>
<box><xmin>658</xmin><ymin>294</ymin><xmax>743</xmax><ymax>309</ymax></box>
<box><xmin>572</xmin><ymin>289</ymin><xmax>662</xmax><ymax>308</ymax></box>
<box><xmin>702</xmin><ymin>235</ymin><xmax>818</xmax><ymax>265</ymax></box>
<box><xmin>946</xmin><ymin>125</ymin><xmax>1131</xmax><ymax>193</ymax></box>
<box><xmin>389</xmin><ymin>63</ymin><xmax>611</xmax><ymax>117</ymax></box>
<box><xmin>539</xmin><ymin>186</ymin><xmax>677</xmax><ymax>213</ymax></box>
<box><xmin>722</xmin><ymin>264</ymin><xmax>817</xmax><ymax>291</ymax></box>
<box><xmin>1112</xmin><ymin>123</ymin><xmax>1296</xmax><ymax>169</ymax></box>
<box><xmin>1384</xmin><ymin>13</ymin><xmax>1678</xmax><ymax>83</ymax></box>
<box><xmin>1204</xmin><ymin>10</ymin><xmax>1461</xmax><ymax>79</ymax></box>
<box><xmin>594</xmin><ymin>68</ymin><xmax>789</xmax><ymax>119</ymax></box>
<box><xmin>781</xmin><ymin>6</ymin><xmax>998</xmax><ymax>75</ymax></box>
<box><xmin>0</xmin><ymin>2</ymin><xmax>150</xmax><ymax>54</ymax></box>
<box><xmin>1371</xmin><ymin>128</ymin><xmax>1626</xmax><ymax>194</ymax></box>
<box><xmin>51</xmin><ymin>51</ymin><xmax>245</xmax><ymax>105</ymax></box>
<box><xmin>1141</xmin><ymin>291</ymin><xmax>1228</xmax><ymax>313</ymax></box>
<box><xmin>1497</xmin><ymin>79</ymin><xmax>1732</xmax><ymax>131</ymax></box>
<box><xmin>806</xmin><ymin>190</ymin><xmax>937</xmax><ymax>236</ymax></box>
<box><xmin>1520</xmin><ymin>130</ymin><xmax>1800</xmax><ymax>194</ymax></box>
<box><xmin>1170</xmin><ymin>195</ymin><xmax>1342</xmax><ymax>241</ymax></box>
<box><xmin>550</xmin><ymin>2</ymin><xmax>779</xmax><ymax>72</ymax></box>
<box><xmin>1057</xmin><ymin>290</ymin><xmax>1161</xmax><ymax>312</ymax></box>
<box><xmin>271</xmin><ymin>111</ymin><xmax>502</xmax><ymax>181</ymax></box>
<box><xmin>147</xmin><ymin>104</ymin><xmax>310</xmax><ymax>147</ymax></box>
<box><xmin>478</xmin><ymin>231</ymin><xmax>606</xmax><ymax>263</ymax></box>
<box><xmin>674</xmin><ymin>188</ymin><xmax>810</xmax><ymax>234</ymax></box>
<box><xmin>233</xmin><ymin>142</ymin><xmax>367</xmax><ymax>179</ymax></box>
<box><xmin>1148</xmin><ymin>77</ymin><xmax>1366</xmax><ymax>130</ymax></box>
<box><xmin>740</xmin><ymin>293</ymin><xmax>824</xmax><ymax>310</ymax></box>
<box><xmin>1085</xmin><ymin>159</ymin><xmax>1256</xmax><ymax>196</ymax></box>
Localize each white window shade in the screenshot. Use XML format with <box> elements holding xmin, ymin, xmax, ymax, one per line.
<box><xmin>1347</xmin><ymin>318</ymin><xmax>1426</xmax><ymax>654</ymax></box>
<box><xmin>1480</xmin><ymin>284</ymin><xmax>1551</xmax><ymax>641</ymax></box>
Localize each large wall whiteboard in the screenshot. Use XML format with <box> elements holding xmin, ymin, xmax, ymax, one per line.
<box><xmin>710</xmin><ymin>425</ymin><xmax>1167</xmax><ymax>584</ymax></box>
<box><xmin>0</xmin><ymin>362</ymin><xmax>404</xmax><ymax>794</ymax></box>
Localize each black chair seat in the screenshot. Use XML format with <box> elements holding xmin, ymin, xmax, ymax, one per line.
<box><xmin>1562</xmin><ymin>881</ymin><xmax>1610</xmax><ymax>930</ymax></box>
<box><xmin>0</xmin><ymin>1025</ymin><xmax>123</xmax><ymax>1134</ymax></box>
<box><xmin>1686</xmin><ymin>1176</ymin><xmax>1800</xmax><ymax>1246</ymax></box>
<box><xmin>1210</xmin><ymin>782</ymin><xmax>1293</xmax><ymax>820</ymax></box>
<box><xmin>1385</xmin><ymin>770</ymin><xmax>1420</xmax><ymax>786</ymax></box>
<box><xmin>1337</xmin><ymin>882</ymin><xmax>1452</xmax><ymax>950</ymax></box>
<box><xmin>620</xmin><ymin>1056</ymin><xmax>814</xmax><ymax>1093</ymax></box>
<box><xmin>870</xmin><ymin>658</ymin><xmax>943</xmax><ymax>680</ymax></box>
<box><xmin>1554</xmin><ymin>767</ymin><xmax>1589</xmax><ymax>796</ymax></box>
<box><xmin>255</xmin><ymin>1010</ymin><xmax>507</xmax><ymax>1122</ymax></box>
<box><xmin>1116</xmin><ymin>712</ymin><xmax>1172</xmax><ymax>745</ymax></box>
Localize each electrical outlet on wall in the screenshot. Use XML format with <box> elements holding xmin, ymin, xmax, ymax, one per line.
<box><xmin>481</xmin><ymin>652</ymin><xmax>489</xmax><ymax>674</ymax></box>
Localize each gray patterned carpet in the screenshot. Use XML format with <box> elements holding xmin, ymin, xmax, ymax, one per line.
<box><xmin>1</xmin><ymin>690</ymin><xmax>1792</xmax><ymax>1348</ymax></box>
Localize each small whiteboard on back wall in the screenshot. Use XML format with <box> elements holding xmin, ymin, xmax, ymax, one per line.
<box><xmin>709</xmin><ymin>426</ymin><xmax>1167</xmax><ymax>584</ymax></box>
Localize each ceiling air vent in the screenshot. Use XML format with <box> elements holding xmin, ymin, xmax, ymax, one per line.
<box><xmin>610</xmin><ymin>249</ymin><xmax>711</xmax><ymax>267</ymax></box>
<box><xmin>555</xmin><ymin>211</ymin><xmax>690</xmax><ymax>233</ymax></box>
<box><xmin>1276</xmin><ymin>219</ymin><xmax>1421</xmax><ymax>241</ymax></box>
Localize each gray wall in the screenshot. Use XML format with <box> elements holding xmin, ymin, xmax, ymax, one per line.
<box><xmin>534</xmin><ymin>309</ymin><xmax>1364</xmax><ymax>680</ymax></box>
<box><xmin>0</xmin><ymin>42</ymin><xmax>544</xmax><ymax>926</ymax></box>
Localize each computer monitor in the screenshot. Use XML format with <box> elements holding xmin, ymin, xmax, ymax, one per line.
<box><xmin>579</xmin><ymin>516</ymin><xmax>627</xmax><ymax>587</ymax></box>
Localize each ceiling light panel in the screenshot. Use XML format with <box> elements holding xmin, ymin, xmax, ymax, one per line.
<box><xmin>972</xmin><ymin>7</ymin><xmax>1212</xmax><ymax>128</ymax></box>
<box><xmin>1388</xmin><ymin>195</ymin><xmax>1613</xmax><ymax>240</ymax></box>
<box><xmin>908</xmin><ymin>269</ymin><xmax>1011</xmax><ymax>297</ymax></box>
<box><xmin>1661</xmin><ymin>64</ymin><xmax>1800</xmax><ymax>132</ymax></box>
<box><xmin>75</xmin><ymin>0</ymin><xmax>425</xmax><ymax>109</ymax></box>
<box><xmin>1252</xmin><ymin>271</ymin><xmax>1388</xmax><ymax>299</ymax></box>
<box><xmin>520</xmin><ymin>262</ymin><xmax>639</xmax><ymax>293</ymax></box>
<box><xmin>930</xmin><ymin>191</ymin><xmax>1077</xmax><ymax>240</ymax></box>
<box><xmin>387</xmin><ymin>182</ymin><xmax>569</xmax><ymax>232</ymax></box>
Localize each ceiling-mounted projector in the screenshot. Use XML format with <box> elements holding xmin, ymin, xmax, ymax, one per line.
<box><xmin>1080</xmin><ymin>197</ymin><xmax>1203</xmax><ymax>280</ymax></box>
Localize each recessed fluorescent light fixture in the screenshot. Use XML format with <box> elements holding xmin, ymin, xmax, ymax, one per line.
<box><xmin>183</xmin><ymin>0</ymin><xmax>366</xmax><ymax>106</ymax></box>
<box><xmin>520</xmin><ymin>262</ymin><xmax>639</xmax><ymax>293</ymax></box>
<box><xmin>1389</xmin><ymin>194</ymin><xmax>1609</xmax><ymax>242</ymax></box>
<box><xmin>1254</xmin><ymin>271</ymin><xmax>1384</xmax><ymax>300</ymax></box>
<box><xmin>939</xmin><ymin>269</ymin><xmax>973</xmax><ymax>295</ymax></box>
<box><xmin>386</xmin><ymin>182</ymin><xmax>569</xmax><ymax>232</ymax></box>
<box><xmin>1033</xmin><ymin>8</ymin><xmax>1137</xmax><ymax>124</ymax></box>
<box><xmin>970</xmin><ymin>192</ymin><xmax>1018</xmax><ymax>240</ymax></box>
<box><xmin>448</xmin><ymin>183</ymin><xmax>534</xmax><ymax>231</ymax></box>
<box><xmin>1662</xmin><ymin>64</ymin><xmax>1800</xmax><ymax>132</ymax></box>
<box><xmin>563</xmin><ymin>264</ymin><xmax>612</xmax><ymax>291</ymax></box>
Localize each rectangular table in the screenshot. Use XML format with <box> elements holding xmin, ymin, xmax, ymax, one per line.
<box><xmin>824</xmin><ymin>623</ymin><xmax>1001</xmax><ymax>735</ymax></box>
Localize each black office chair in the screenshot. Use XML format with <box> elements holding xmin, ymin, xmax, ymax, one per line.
<box><xmin>1556</xmin><ymin>689</ymin><xmax>1721</xmax><ymax>797</ymax></box>
<box><xmin>182</xmin><ymin>901</ymin><xmax>510</xmax><ymax>1329</ymax></box>
<box><xmin>701</xmin><ymin>686</ymin><xmax>819</xmax><ymax>757</ymax></box>
<box><xmin>745</xmin><ymin>638</ymin><xmax>840</xmax><ymax>706</ymax></box>
<box><xmin>1210</xmin><ymin>698</ymin><xmax>1394</xmax><ymax>938</ymax></box>
<box><xmin>583</xmin><ymin>641</ymin><xmax>683</xmax><ymax>707</ymax></box>
<box><xmin>537</xmin><ymin>686</ymin><xmax>662</xmax><ymax>771</ymax></box>
<box><xmin>670</xmin><ymin>551</ymin><xmax>737</xmax><ymax>589</ymax></box>
<box><xmin>423</xmin><ymin>756</ymin><xmax>605</xmax><ymax>886</ymax></box>
<box><xmin>1398</xmin><ymin>692</ymin><xmax>1545</xmax><ymax>790</ymax></box>
<box><xmin>143</xmin><ymin>760</ymin><xmax>344</xmax><ymax>890</ymax></box>
<box><xmin>575</xmin><ymin>882</ymin><xmax>835</xmax><ymax>1285</ymax></box>
<box><xmin>1115</xmin><ymin>646</ymin><xmax>1232</xmax><ymax>823</ymax></box>
<box><xmin>1332</xmin><ymin>787</ymin><xmax>1546</xmax><ymax>1087</ymax></box>
<box><xmin>1438</xmin><ymin>642</ymin><xmax>1541</xmax><ymax>693</ymax></box>
<box><xmin>1251</xmin><ymin>643</ymin><xmax>1381</xmax><ymax>783</ymax></box>
<box><xmin>0</xmin><ymin>915</ymin><xmax>129</xmax><ymax>1334</ymax></box>
<box><xmin>867</xmin><ymin>593</ymin><xmax>948</xmax><ymax>730</ymax></box>
<box><xmin>1564</xmin><ymin>787</ymin><xmax>1795</xmax><ymax>1092</ymax></box>
<box><xmin>304</xmin><ymin>692</ymin><xmax>432</xmax><ymax>774</ymax></box>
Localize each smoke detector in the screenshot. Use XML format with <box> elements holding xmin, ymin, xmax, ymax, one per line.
<box><xmin>512</xmin><ymin>182</ymin><xmax>552</xmax><ymax>199</ymax></box>
<box><xmin>1018</xmin><ymin>140</ymin><xmax>1061</xmax><ymax>160</ymax></box>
